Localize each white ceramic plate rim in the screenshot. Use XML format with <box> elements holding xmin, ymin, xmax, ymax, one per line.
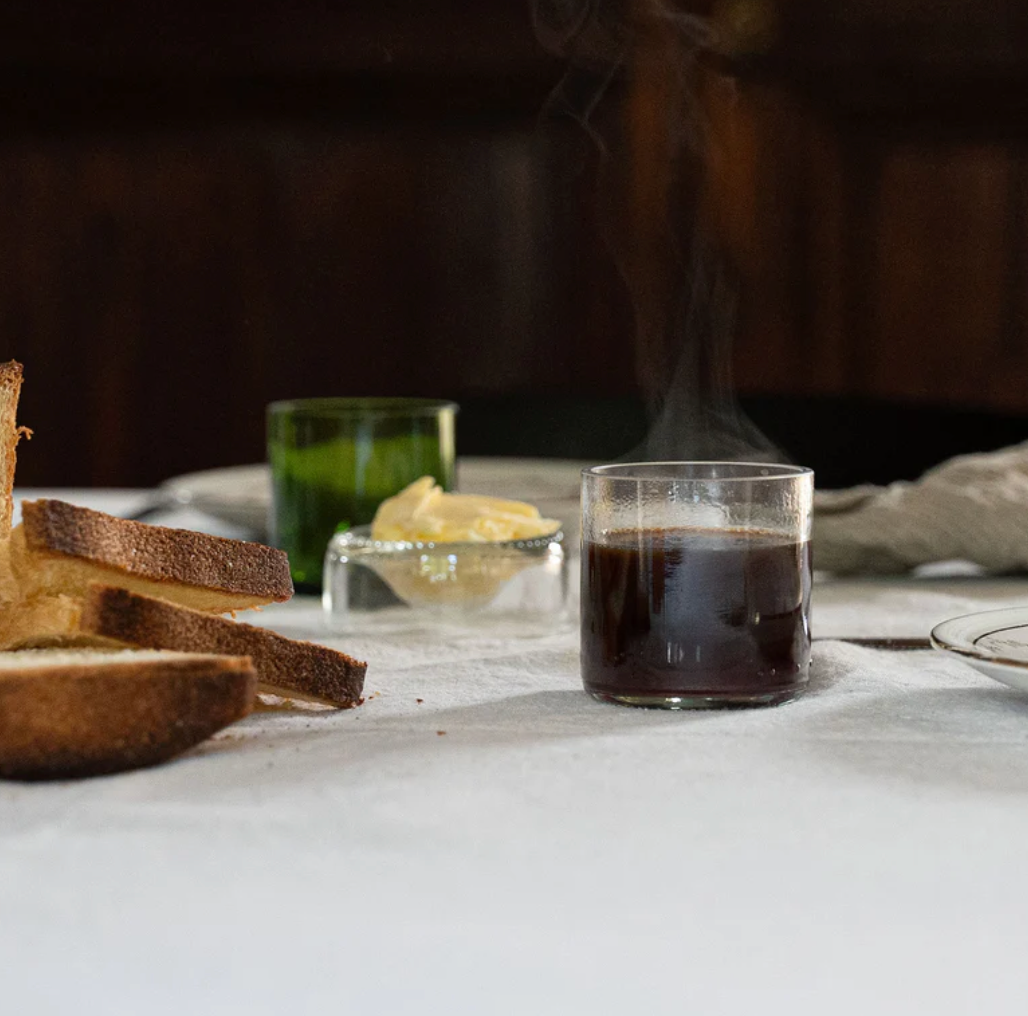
<box><xmin>162</xmin><ymin>458</ymin><xmax>592</xmax><ymax>504</ymax></box>
<box><xmin>159</xmin><ymin>458</ymin><xmax>591</xmax><ymax>533</ymax></box>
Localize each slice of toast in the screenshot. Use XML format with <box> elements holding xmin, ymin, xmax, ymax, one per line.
<box><xmin>0</xmin><ymin>360</ymin><xmax>27</xmax><ymax>541</ymax></box>
<box><xmin>0</xmin><ymin>648</ymin><xmax>256</xmax><ymax>780</ymax></box>
<box><xmin>0</xmin><ymin>361</ymin><xmax>28</xmax><ymax>601</ymax></box>
<box><xmin>11</xmin><ymin>499</ymin><xmax>293</xmax><ymax>613</ymax></box>
<box><xmin>0</xmin><ymin>584</ymin><xmax>366</xmax><ymax>708</ymax></box>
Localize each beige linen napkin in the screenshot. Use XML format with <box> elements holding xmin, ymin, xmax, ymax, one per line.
<box><xmin>813</xmin><ymin>441</ymin><xmax>1028</xmax><ymax>574</ymax></box>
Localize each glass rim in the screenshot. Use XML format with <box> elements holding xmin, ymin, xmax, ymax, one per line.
<box><xmin>268</xmin><ymin>397</ymin><xmax>459</xmax><ymax>419</ymax></box>
<box><xmin>582</xmin><ymin>461</ymin><xmax>813</xmax><ymax>483</ymax></box>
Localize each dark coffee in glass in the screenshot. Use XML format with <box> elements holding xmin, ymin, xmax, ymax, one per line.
<box><xmin>582</xmin><ymin>527</ymin><xmax>811</xmax><ymax>707</ymax></box>
<box><xmin>580</xmin><ymin>463</ymin><xmax>813</xmax><ymax>709</ymax></box>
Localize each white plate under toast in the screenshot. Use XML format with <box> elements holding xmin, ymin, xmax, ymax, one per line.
<box><xmin>161</xmin><ymin>464</ymin><xmax>270</xmax><ymax>532</ymax></box>
<box><xmin>931</xmin><ymin>607</ymin><xmax>1028</xmax><ymax>694</ymax></box>
<box><xmin>161</xmin><ymin>458</ymin><xmax>591</xmax><ymax>538</ymax></box>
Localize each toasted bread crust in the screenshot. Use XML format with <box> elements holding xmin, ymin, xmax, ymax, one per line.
<box><xmin>20</xmin><ymin>500</ymin><xmax>293</xmax><ymax>605</ymax></box>
<box><xmin>0</xmin><ymin>361</ymin><xmax>28</xmax><ymax>554</ymax></box>
<box><xmin>0</xmin><ymin>651</ymin><xmax>255</xmax><ymax>780</ymax></box>
<box><xmin>82</xmin><ymin>585</ymin><xmax>366</xmax><ymax>708</ymax></box>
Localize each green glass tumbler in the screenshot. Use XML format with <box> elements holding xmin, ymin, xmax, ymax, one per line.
<box><xmin>267</xmin><ymin>398</ymin><xmax>457</xmax><ymax>593</ymax></box>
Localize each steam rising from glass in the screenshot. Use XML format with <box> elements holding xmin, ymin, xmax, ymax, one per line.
<box><xmin>532</xmin><ymin>0</ymin><xmax>784</xmax><ymax>463</ymax></box>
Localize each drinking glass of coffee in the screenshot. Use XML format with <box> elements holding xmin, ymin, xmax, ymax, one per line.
<box><xmin>581</xmin><ymin>462</ymin><xmax>813</xmax><ymax>708</ymax></box>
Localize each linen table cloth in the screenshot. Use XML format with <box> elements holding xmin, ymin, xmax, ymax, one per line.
<box><xmin>4</xmin><ymin>490</ymin><xmax>1028</xmax><ymax>1015</ymax></box>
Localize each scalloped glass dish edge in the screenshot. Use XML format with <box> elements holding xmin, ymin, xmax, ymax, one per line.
<box><xmin>332</xmin><ymin>525</ymin><xmax>566</xmax><ymax>556</ymax></box>
<box><xmin>322</xmin><ymin>524</ymin><xmax>572</xmax><ymax>633</ymax></box>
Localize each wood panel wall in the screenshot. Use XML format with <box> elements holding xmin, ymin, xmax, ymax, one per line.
<box><xmin>1</xmin><ymin>123</ymin><xmax>635</xmax><ymax>485</ymax></box>
<box><xmin>3</xmin><ymin>0</ymin><xmax>1028</xmax><ymax>485</ymax></box>
<box><xmin>624</xmin><ymin>1</ymin><xmax>1028</xmax><ymax>418</ymax></box>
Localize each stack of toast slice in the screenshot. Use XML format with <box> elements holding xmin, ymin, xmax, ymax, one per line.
<box><xmin>0</xmin><ymin>361</ymin><xmax>366</xmax><ymax>776</ymax></box>
<box><xmin>0</xmin><ymin>499</ymin><xmax>365</xmax><ymax>707</ymax></box>
<box><xmin>0</xmin><ymin>578</ymin><xmax>365</xmax><ymax>708</ymax></box>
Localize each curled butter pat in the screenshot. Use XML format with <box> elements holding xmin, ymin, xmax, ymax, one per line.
<box><xmin>371</xmin><ymin>477</ymin><xmax>560</xmax><ymax>543</ymax></box>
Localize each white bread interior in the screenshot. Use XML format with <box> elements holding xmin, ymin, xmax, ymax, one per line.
<box><xmin>7</xmin><ymin>525</ymin><xmax>276</xmax><ymax>614</ymax></box>
<box><xmin>0</xmin><ymin>647</ymin><xmax>234</xmax><ymax>669</ymax></box>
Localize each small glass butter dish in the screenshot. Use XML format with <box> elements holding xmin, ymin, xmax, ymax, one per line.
<box><xmin>322</xmin><ymin>525</ymin><xmax>571</xmax><ymax>632</ymax></box>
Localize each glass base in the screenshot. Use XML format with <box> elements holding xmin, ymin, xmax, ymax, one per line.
<box><xmin>588</xmin><ymin>685</ymin><xmax>805</xmax><ymax>710</ymax></box>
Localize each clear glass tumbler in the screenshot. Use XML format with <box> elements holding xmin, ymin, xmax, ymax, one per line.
<box><xmin>267</xmin><ymin>397</ymin><xmax>457</xmax><ymax>593</ymax></box>
<box><xmin>581</xmin><ymin>462</ymin><xmax>813</xmax><ymax>708</ymax></box>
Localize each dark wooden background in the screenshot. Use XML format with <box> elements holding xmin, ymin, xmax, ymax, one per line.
<box><xmin>4</xmin><ymin>0</ymin><xmax>1028</xmax><ymax>489</ymax></box>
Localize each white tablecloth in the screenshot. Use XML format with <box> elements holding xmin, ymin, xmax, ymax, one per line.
<box><xmin>6</xmin><ymin>490</ymin><xmax>1028</xmax><ymax>1014</ymax></box>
